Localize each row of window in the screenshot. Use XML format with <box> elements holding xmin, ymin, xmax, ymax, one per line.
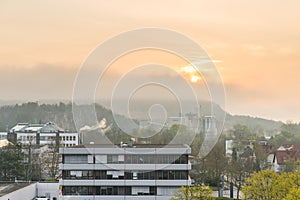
<box><xmin>60</xmin><ymin>136</ymin><xmax>77</xmax><ymax>141</ymax></box>
<box><xmin>63</xmin><ymin>186</ymin><xmax>132</xmax><ymax>195</ymax></box>
<box><xmin>63</xmin><ymin>154</ymin><xmax>188</xmax><ymax>164</ymax></box>
<box><xmin>63</xmin><ymin>143</ymin><xmax>76</xmax><ymax>147</ymax></box>
<box><xmin>63</xmin><ymin>170</ymin><xmax>188</xmax><ymax>180</ymax></box>
<box><xmin>122</xmin><ymin>154</ymin><xmax>187</xmax><ymax>164</ymax></box>
<box><xmin>17</xmin><ymin>135</ymin><xmax>77</xmax><ymax>142</ymax></box>
<box><xmin>62</xmin><ymin>186</ymin><xmax>165</xmax><ymax>196</ymax></box>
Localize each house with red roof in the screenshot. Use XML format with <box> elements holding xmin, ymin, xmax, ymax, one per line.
<box><xmin>273</xmin><ymin>144</ymin><xmax>300</xmax><ymax>172</ymax></box>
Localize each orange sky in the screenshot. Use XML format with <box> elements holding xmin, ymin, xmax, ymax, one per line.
<box><xmin>0</xmin><ymin>0</ymin><xmax>300</xmax><ymax>122</ymax></box>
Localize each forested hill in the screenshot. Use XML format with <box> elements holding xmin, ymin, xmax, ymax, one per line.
<box><xmin>0</xmin><ymin>102</ymin><xmax>115</xmax><ymax>132</ymax></box>
<box><xmin>0</xmin><ymin>101</ymin><xmax>284</xmax><ymax>133</ymax></box>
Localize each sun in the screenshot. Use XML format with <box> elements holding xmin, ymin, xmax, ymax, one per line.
<box><xmin>191</xmin><ymin>75</ymin><xmax>201</xmax><ymax>83</ymax></box>
<box><xmin>179</xmin><ymin>65</ymin><xmax>202</xmax><ymax>84</ymax></box>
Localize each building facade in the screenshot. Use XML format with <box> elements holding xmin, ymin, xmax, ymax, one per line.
<box><xmin>8</xmin><ymin>122</ymin><xmax>78</xmax><ymax>147</ymax></box>
<box><xmin>59</xmin><ymin>144</ymin><xmax>191</xmax><ymax>200</ymax></box>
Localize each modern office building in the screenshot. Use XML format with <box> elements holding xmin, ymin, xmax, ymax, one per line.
<box><xmin>59</xmin><ymin>144</ymin><xmax>191</xmax><ymax>200</ymax></box>
<box><xmin>8</xmin><ymin>122</ymin><xmax>79</xmax><ymax>147</ymax></box>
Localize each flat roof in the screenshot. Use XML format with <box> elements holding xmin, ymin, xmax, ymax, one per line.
<box><xmin>66</xmin><ymin>143</ymin><xmax>190</xmax><ymax>148</ymax></box>
<box><xmin>0</xmin><ymin>183</ymin><xmax>33</xmax><ymax>197</ymax></box>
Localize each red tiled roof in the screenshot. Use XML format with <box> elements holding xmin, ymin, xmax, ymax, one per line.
<box><xmin>275</xmin><ymin>144</ymin><xmax>300</xmax><ymax>165</ymax></box>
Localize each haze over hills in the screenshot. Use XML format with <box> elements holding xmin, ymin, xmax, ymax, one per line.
<box><xmin>0</xmin><ymin>100</ymin><xmax>283</xmax><ymax>134</ymax></box>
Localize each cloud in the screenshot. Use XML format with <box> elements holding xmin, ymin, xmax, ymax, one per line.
<box><xmin>0</xmin><ymin>64</ymin><xmax>77</xmax><ymax>101</ymax></box>
<box><xmin>242</xmin><ymin>44</ymin><xmax>266</xmax><ymax>56</ymax></box>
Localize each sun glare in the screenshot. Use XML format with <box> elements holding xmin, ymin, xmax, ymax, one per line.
<box><xmin>191</xmin><ymin>75</ymin><xmax>201</xmax><ymax>83</ymax></box>
<box><xmin>182</xmin><ymin>66</ymin><xmax>196</xmax><ymax>73</ymax></box>
<box><xmin>180</xmin><ymin>65</ymin><xmax>202</xmax><ymax>84</ymax></box>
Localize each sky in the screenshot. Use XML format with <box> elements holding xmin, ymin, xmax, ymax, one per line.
<box><xmin>0</xmin><ymin>0</ymin><xmax>300</xmax><ymax>122</ymax></box>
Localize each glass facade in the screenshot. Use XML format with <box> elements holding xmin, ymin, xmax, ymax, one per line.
<box><xmin>65</xmin><ymin>154</ymin><xmax>188</xmax><ymax>164</ymax></box>
<box><xmin>64</xmin><ymin>155</ymin><xmax>88</xmax><ymax>164</ymax></box>
<box><xmin>61</xmin><ymin>148</ymin><xmax>191</xmax><ymax>197</ymax></box>
<box><xmin>63</xmin><ymin>170</ymin><xmax>188</xmax><ymax>180</ymax></box>
<box><xmin>63</xmin><ymin>186</ymin><xmax>132</xmax><ymax>196</ymax></box>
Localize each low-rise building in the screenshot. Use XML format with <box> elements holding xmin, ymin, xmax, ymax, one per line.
<box><xmin>273</xmin><ymin>144</ymin><xmax>300</xmax><ymax>172</ymax></box>
<box><xmin>8</xmin><ymin>122</ymin><xmax>78</xmax><ymax>147</ymax></box>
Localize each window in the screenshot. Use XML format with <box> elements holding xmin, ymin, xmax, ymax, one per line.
<box><xmin>150</xmin><ymin>186</ymin><xmax>157</xmax><ymax>195</ymax></box>
<box><xmin>64</xmin><ymin>155</ymin><xmax>88</xmax><ymax>164</ymax></box>
<box><xmin>95</xmin><ymin>186</ymin><xmax>132</xmax><ymax>195</ymax></box>
<box><xmin>180</xmin><ymin>171</ymin><xmax>187</xmax><ymax>179</ymax></box>
<box><xmin>163</xmin><ymin>171</ymin><xmax>169</xmax><ymax>179</ymax></box>
<box><xmin>63</xmin><ymin>186</ymin><xmax>94</xmax><ymax>195</ymax></box>
<box><xmin>64</xmin><ymin>170</ymin><xmax>93</xmax><ymax>179</ymax></box>
<box><xmin>157</xmin><ymin>155</ymin><xmax>164</xmax><ymax>164</ymax></box>
<box><xmin>180</xmin><ymin>155</ymin><xmax>187</xmax><ymax>164</ymax></box>
<box><xmin>157</xmin><ymin>171</ymin><xmax>163</xmax><ymax>180</ymax></box>
<box><xmin>168</xmin><ymin>171</ymin><xmax>175</xmax><ymax>179</ymax></box>
<box><xmin>95</xmin><ymin>170</ymin><xmax>107</xmax><ymax>179</ymax></box>
<box><xmin>125</xmin><ymin>172</ymin><xmax>133</xmax><ymax>179</ymax></box>
<box><xmin>132</xmin><ymin>155</ymin><xmax>138</xmax><ymax>164</ymax></box>
<box><xmin>82</xmin><ymin>171</ymin><xmax>94</xmax><ymax>179</ymax></box>
<box><xmin>107</xmin><ymin>155</ymin><xmax>119</xmax><ymax>164</ymax></box>
<box><xmin>174</xmin><ymin>155</ymin><xmax>187</xmax><ymax>164</ymax></box>
<box><xmin>175</xmin><ymin>171</ymin><xmax>181</xmax><ymax>179</ymax></box>
<box><xmin>138</xmin><ymin>156</ymin><xmax>144</xmax><ymax>164</ymax></box>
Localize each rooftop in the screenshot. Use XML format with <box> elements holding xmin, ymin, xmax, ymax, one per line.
<box><xmin>10</xmin><ymin>122</ymin><xmax>64</xmax><ymax>133</ymax></box>
<box><xmin>65</xmin><ymin>143</ymin><xmax>191</xmax><ymax>149</ymax></box>
<box><xmin>0</xmin><ymin>183</ymin><xmax>32</xmax><ymax>197</ymax></box>
<box><xmin>275</xmin><ymin>144</ymin><xmax>300</xmax><ymax>165</ymax></box>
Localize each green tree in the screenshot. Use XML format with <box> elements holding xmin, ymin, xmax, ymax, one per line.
<box><xmin>171</xmin><ymin>185</ymin><xmax>213</xmax><ymax>200</ymax></box>
<box><xmin>231</xmin><ymin>124</ymin><xmax>251</xmax><ymax>141</ymax></box>
<box><xmin>0</xmin><ymin>143</ymin><xmax>25</xmax><ymax>181</ymax></box>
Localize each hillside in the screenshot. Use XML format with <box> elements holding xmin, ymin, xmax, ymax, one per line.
<box><xmin>0</xmin><ymin>102</ymin><xmax>115</xmax><ymax>132</ymax></box>
<box><xmin>0</xmin><ymin>101</ymin><xmax>284</xmax><ymax>133</ymax></box>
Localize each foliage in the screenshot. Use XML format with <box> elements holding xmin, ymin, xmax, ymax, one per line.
<box><xmin>242</xmin><ymin>170</ymin><xmax>300</xmax><ymax>200</ymax></box>
<box><xmin>0</xmin><ymin>143</ymin><xmax>25</xmax><ymax>181</ymax></box>
<box><xmin>0</xmin><ymin>101</ymin><xmax>286</xmax><ymax>134</ymax></box>
<box><xmin>225</xmin><ymin>115</ymin><xmax>282</xmax><ymax>134</ymax></box>
<box><xmin>0</xmin><ymin>102</ymin><xmax>126</xmax><ymax>132</ymax></box>
<box><xmin>170</xmin><ymin>185</ymin><xmax>214</xmax><ymax>200</ymax></box>
<box><xmin>243</xmin><ymin>170</ymin><xmax>279</xmax><ymax>200</ymax></box>
<box><xmin>286</xmin><ymin>188</ymin><xmax>300</xmax><ymax>200</ymax></box>
<box><xmin>269</xmin><ymin>122</ymin><xmax>300</xmax><ymax>148</ymax></box>
<box><xmin>40</xmin><ymin>146</ymin><xmax>60</xmax><ymax>181</ymax></box>
<box><xmin>192</xmin><ymin>139</ymin><xmax>227</xmax><ymax>189</ymax></box>
<box><xmin>231</xmin><ymin>124</ymin><xmax>251</xmax><ymax>141</ymax></box>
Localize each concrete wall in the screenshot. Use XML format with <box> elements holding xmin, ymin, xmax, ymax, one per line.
<box><xmin>0</xmin><ymin>183</ymin><xmax>36</xmax><ymax>200</ymax></box>
<box><xmin>0</xmin><ymin>182</ymin><xmax>59</xmax><ymax>200</ymax></box>
<box><xmin>36</xmin><ymin>183</ymin><xmax>59</xmax><ymax>200</ymax></box>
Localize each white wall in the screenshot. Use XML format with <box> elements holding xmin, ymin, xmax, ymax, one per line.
<box><xmin>0</xmin><ymin>182</ymin><xmax>59</xmax><ymax>200</ymax></box>
<box><xmin>36</xmin><ymin>182</ymin><xmax>59</xmax><ymax>200</ymax></box>
<box><xmin>0</xmin><ymin>183</ymin><xmax>36</xmax><ymax>200</ymax></box>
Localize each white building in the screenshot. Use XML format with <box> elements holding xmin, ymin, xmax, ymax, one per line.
<box><xmin>59</xmin><ymin>144</ymin><xmax>191</xmax><ymax>200</ymax></box>
<box><xmin>8</xmin><ymin>122</ymin><xmax>78</xmax><ymax>147</ymax></box>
